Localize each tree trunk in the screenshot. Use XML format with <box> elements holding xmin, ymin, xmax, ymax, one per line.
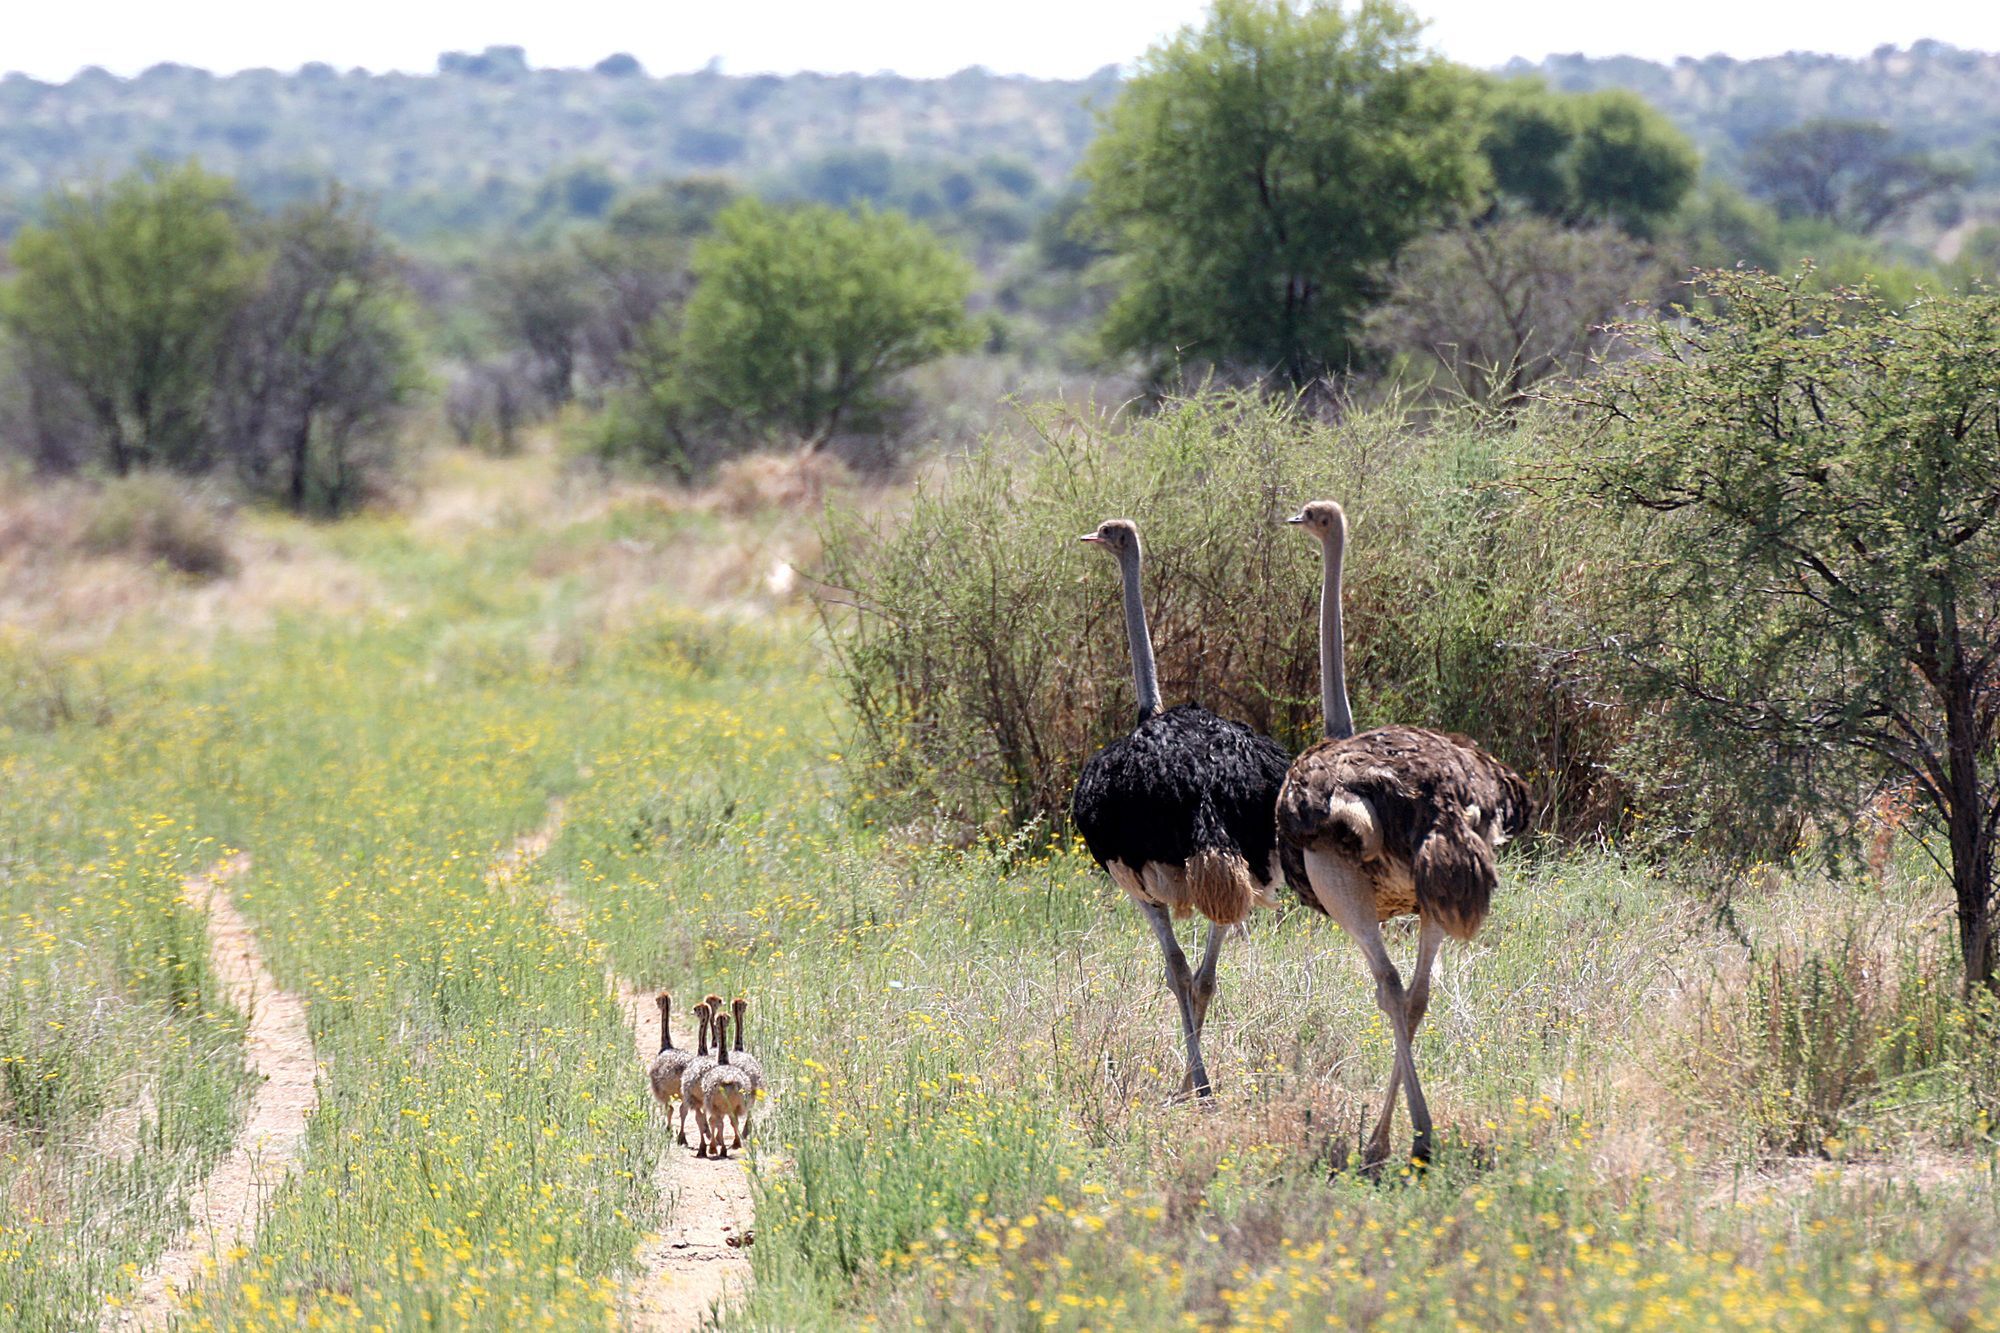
<box><xmin>288</xmin><ymin>414</ymin><xmax>313</xmax><ymax>514</ymax></box>
<box><xmin>1944</xmin><ymin>670</ymin><xmax>1997</xmax><ymax>995</ymax></box>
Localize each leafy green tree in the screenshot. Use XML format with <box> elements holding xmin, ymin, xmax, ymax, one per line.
<box><xmin>2</xmin><ymin>163</ymin><xmax>256</xmax><ymax>474</ymax></box>
<box><xmin>628</xmin><ymin>199</ymin><xmax>972</xmax><ymax>465</ymax></box>
<box><xmin>1557</xmin><ymin>270</ymin><xmax>2000</xmax><ymax>995</ymax></box>
<box><xmin>1079</xmin><ymin>0</ymin><xmax>1485</xmax><ymax>385</ymax></box>
<box><xmin>477</xmin><ymin>250</ymin><xmax>596</xmax><ymax>404</ymax></box>
<box><xmin>220</xmin><ymin>191</ymin><xmax>420</xmax><ymax>515</ymax></box>
<box><xmin>1745</xmin><ymin>119</ymin><xmax>1969</xmax><ymax>236</ymax></box>
<box><xmin>1479</xmin><ymin>79</ymin><xmax>1699</xmax><ymax>235</ymax></box>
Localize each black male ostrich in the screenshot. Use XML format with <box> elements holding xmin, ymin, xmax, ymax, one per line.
<box><xmin>1277</xmin><ymin>501</ymin><xmax>1530</xmax><ymax>1170</ymax></box>
<box><xmin>1071</xmin><ymin>518</ymin><xmax>1303</xmax><ymax>1098</ymax></box>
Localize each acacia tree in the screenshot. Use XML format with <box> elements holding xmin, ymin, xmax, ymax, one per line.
<box><xmin>220</xmin><ymin>192</ymin><xmax>419</xmax><ymax>515</ymax></box>
<box><xmin>1559</xmin><ymin>270</ymin><xmax>2000</xmax><ymax>994</ymax></box>
<box><xmin>1366</xmin><ymin>217</ymin><xmax>1662</xmax><ymax>404</ymax></box>
<box><xmin>1745</xmin><ymin>119</ymin><xmax>1968</xmax><ymax>237</ymax></box>
<box><xmin>2</xmin><ymin>163</ymin><xmax>255</xmax><ymax>475</ymax></box>
<box><xmin>1079</xmin><ymin>0</ymin><xmax>1484</xmax><ymax>385</ymax></box>
<box><xmin>477</xmin><ymin>250</ymin><xmax>595</xmax><ymax>404</ymax></box>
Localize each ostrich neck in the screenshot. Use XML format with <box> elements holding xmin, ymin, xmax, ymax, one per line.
<box><xmin>1321</xmin><ymin>533</ymin><xmax>1355</xmax><ymax>740</ymax></box>
<box><xmin>1117</xmin><ymin>548</ymin><xmax>1163</xmax><ymax>722</ymax></box>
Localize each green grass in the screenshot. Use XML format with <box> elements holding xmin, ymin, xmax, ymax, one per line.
<box><xmin>2</xmin><ymin>451</ymin><xmax>1997</xmax><ymax>1329</ymax></box>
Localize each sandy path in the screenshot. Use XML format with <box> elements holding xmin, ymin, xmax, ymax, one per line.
<box><xmin>518</xmin><ymin>807</ymin><xmax>755</xmax><ymax>1330</ymax></box>
<box><xmin>104</xmin><ymin>856</ymin><xmax>318</xmax><ymax>1330</ymax></box>
<box><xmin>613</xmin><ymin>976</ymin><xmax>756</xmax><ymax>1331</ymax></box>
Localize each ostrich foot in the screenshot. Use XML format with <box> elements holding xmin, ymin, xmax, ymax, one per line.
<box><xmin>1168</xmin><ymin>1067</ymin><xmax>1216</xmax><ymax>1103</ymax></box>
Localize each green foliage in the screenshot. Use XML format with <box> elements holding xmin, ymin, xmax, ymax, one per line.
<box><xmin>224</xmin><ymin>191</ymin><xmax>422</xmax><ymax>515</ymax></box>
<box><xmin>1552</xmin><ymin>271</ymin><xmax>2000</xmax><ymax>990</ymax></box>
<box><xmin>1079</xmin><ymin>0</ymin><xmax>1485</xmax><ymax>384</ymax></box>
<box><xmin>1479</xmin><ymin>79</ymin><xmax>1699</xmax><ymax>235</ymax></box>
<box><xmin>1744</xmin><ymin>118</ymin><xmax>1970</xmax><ymax>236</ymax></box>
<box><xmin>0</xmin><ymin>169</ymin><xmax>416</xmax><ymax>512</ymax></box>
<box><xmin>2</xmin><ymin>162</ymin><xmax>256</xmax><ymax>474</ymax></box>
<box><xmin>616</xmin><ymin>199</ymin><xmax>973</xmax><ymax>470</ymax></box>
<box><xmin>821</xmin><ymin>392</ymin><xmax>1609</xmax><ymax>836</ymax></box>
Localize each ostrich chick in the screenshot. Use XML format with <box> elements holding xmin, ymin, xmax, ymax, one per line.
<box><xmin>699</xmin><ymin>1008</ymin><xmax>754</xmax><ymax>1159</ymax></box>
<box><xmin>677</xmin><ymin>1001</ymin><xmax>718</xmax><ymax>1150</ymax></box>
<box><xmin>728</xmin><ymin>997</ymin><xmax>766</xmax><ymax>1110</ymax></box>
<box><xmin>646</xmin><ymin>991</ymin><xmax>693</xmax><ymax>1121</ymax></box>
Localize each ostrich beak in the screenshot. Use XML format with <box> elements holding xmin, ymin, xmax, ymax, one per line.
<box><xmin>1285</xmin><ymin>513</ymin><xmax>1305</xmax><ymax>524</ymax></box>
<box><xmin>1078</xmin><ymin>533</ymin><xmax>1101</xmax><ymax>543</ymax></box>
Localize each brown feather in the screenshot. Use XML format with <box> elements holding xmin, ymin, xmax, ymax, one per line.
<box><xmin>1277</xmin><ymin>725</ymin><xmax>1530</xmax><ymax>936</ymax></box>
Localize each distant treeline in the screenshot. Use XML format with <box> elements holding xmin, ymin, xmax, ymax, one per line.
<box><xmin>3</xmin><ymin>42</ymin><xmax>1999</xmax><ymax>245</ymax></box>
<box><xmin>0</xmin><ymin>54</ymin><xmax>1115</xmax><ymax>241</ymax></box>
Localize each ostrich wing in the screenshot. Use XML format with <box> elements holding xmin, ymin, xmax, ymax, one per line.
<box><xmin>1072</xmin><ymin>703</ymin><xmax>1293</xmax><ymax>884</ymax></box>
<box><xmin>1279</xmin><ymin>726</ymin><xmax>1530</xmax><ymax>936</ymax></box>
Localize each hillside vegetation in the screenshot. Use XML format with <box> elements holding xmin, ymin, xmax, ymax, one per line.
<box><xmin>4</xmin><ymin>41</ymin><xmax>1999</xmax><ymax>247</ymax></box>
<box><xmin>0</xmin><ymin>55</ymin><xmax>1115</xmax><ymax>239</ymax></box>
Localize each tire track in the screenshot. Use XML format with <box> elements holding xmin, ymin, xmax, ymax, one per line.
<box><xmin>104</xmin><ymin>855</ymin><xmax>318</xmax><ymax>1330</ymax></box>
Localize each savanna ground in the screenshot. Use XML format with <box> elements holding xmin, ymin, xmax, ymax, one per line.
<box><xmin>2</xmin><ymin>428</ymin><xmax>1997</xmax><ymax>1331</ymax></box>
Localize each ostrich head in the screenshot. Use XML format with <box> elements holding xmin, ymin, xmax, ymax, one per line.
<box><xmin>654</xmin><ymin>990</ymin><xmax>671</xmax><ymax>1013</ymax></box>
<box><xmin>731</xmin><ymin>996</ymin><xmax>748</xmax><ymax>1044</ymax></box>
<box><xmin>1285</xmin><ymin>500</ymin><xmax>1347</xmax><ymax>545</ymax></box>
<box><xmin>1078</xmin><ymin>518</ymin><xmax>1141</xmax><ymax>560</ymax></box>
<box><xmin>692</xmin><ymin>1001</ymin><xmax>711</xmax><ymax>1051</ymax></box>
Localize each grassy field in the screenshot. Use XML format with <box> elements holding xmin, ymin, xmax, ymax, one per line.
<box><xmin>2</xmin><ymin>442</ymin><xmax>1997</xmax><ymax>1329</ymax></box>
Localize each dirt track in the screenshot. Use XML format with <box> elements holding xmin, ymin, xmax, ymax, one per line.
<box><xmin>105</xmin><ymin>856</ymin><xmax>318</xmax><ymax>1330</ymax></box>
<box><xmin>515</xmin><ymin>807</ymin><xmax>756</xmax><ymax>1330</ymax></box>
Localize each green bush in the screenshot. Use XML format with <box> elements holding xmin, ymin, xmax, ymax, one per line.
<box><xmin>820</xmin><ymin>391</ymin><xmax>1612</xmax><ymax>837</ymax></box>
<box><xmin>79</xmin><ymin>474</ymin><xmax>235</xmax><ymax>578</ymax></box>
<box><xmin>1686</xmin><ymin>932</ymin><xmax>2000</xmax><ymax>1156</ymax></box>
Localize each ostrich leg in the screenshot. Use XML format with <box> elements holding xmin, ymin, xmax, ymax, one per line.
<box><xmin>1140</xmin><ymin>902</ymin><xmax>1214</xmax><ymax>1097</ymax></box>
<box><xmin>1189</xmin><ymin>919</ymin><xmax>1226</xmax><ymax>1032</ymax></box>
<box><xmin>1305</xmin><ymin>851</ymin><xmax>1432</xmax><ymax>1171</ymax></box>
<box><xmin>1401</xmin><ymin>916</ymin><xmax>1447</xmax><ymax>1165</ymax></box>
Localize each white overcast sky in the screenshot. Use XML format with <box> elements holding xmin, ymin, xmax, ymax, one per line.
<box><xmin>5</xmin><ymin>1</ymin><xmax>1999</xmax><ymax>81</ymax></box>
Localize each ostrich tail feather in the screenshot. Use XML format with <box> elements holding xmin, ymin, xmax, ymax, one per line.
<box><xmin>1412</xmin><ymin>814</ymin><xmax>1497</xmax><ymax>941</ymax></box>
<box><xmin>1184</xmin><ymin>847</ymin><xmax>1258</xmax><ymax>926</ymax></box>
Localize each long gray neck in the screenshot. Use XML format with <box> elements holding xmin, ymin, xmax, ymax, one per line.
<box><xmin>1117</xmin><ymin>546</ymin><xmax>1163</xmax><ymax>722</ymax></box>
<box><xmin>1320</xmin><ymin>527</ymin><xmax>1355</xmax><ymax>740</ymax></box>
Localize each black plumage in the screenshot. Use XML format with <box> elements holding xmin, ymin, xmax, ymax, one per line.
<box><xmin>1072</xmin><ymin>703</ymin><xmax>1301</xmax><ymax>924</ymax></box>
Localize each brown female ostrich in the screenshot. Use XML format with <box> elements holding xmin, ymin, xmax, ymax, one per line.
<box><xmin>1277</xmin><ymin>501</ymin><xmax>1529</xmax><ymax>1170</ymax></box>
